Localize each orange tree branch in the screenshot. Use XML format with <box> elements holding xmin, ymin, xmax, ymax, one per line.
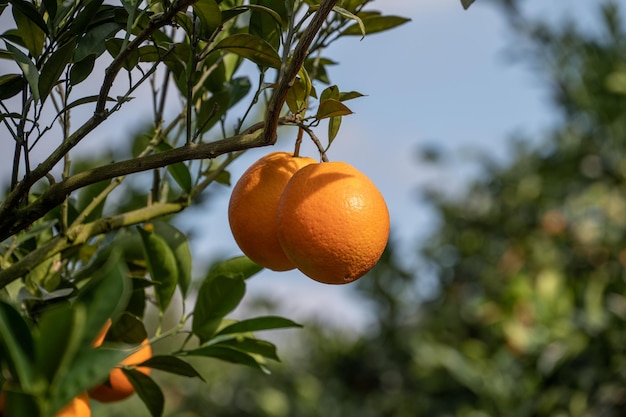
<box><xmin>0</xmin><ymin>0</ymin><xmax>199</xmax><ymax>219</ymax></box>
<box><xmin>263</xmin><ymin>0</ymin><xmax>339</xmax><ymax>144</ymax></box>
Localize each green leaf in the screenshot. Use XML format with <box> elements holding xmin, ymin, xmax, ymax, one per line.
<box><xmin>105</xmin><ymin>37</ymin><xmax>139</xmax><ymax>69</ymax></box>
<box><xmin>6</xmin><ymin>43</ymin><xmax>39</xmax><ymax>102</ymax></box>
<box><xmin>339</xmin><ymin>91</ymin><xmax>365</xmax><ymax>101</ymax></box>
<box><xmin>285</xmin><ymin>66</ymin><xmax>312</xmax><ymax>114</ymax></box>
<box><xmin>342</xmin><ymin>15</ymin><xmax>411</xmax><ymax>36</ymax></box>
<box><xmin>461</xmin><ymin>0</ymin><xmax>476</xmax><ymax>9</ymax></box>
<box><xmin>192</xmin><ymin>0</ymin><xmax>221</xmax><ymax>38</ymax></box>
<box><xmin>138</xmin><ymin>225</ymin><xmax>179</xmax><ymax>312</ymax></box>
<box><xmin>333</xmin><ymin>6</ymin><xmax>365</xmax><ymax>38</ymax></box>
<box><xmin>49</xmin><ymin>344</ymin><xmax>130</xmax><ymax>414</ymax></box>
<box><xmin>107</xmin><ymin>312</ymin><xmax>148</xmax><ymax>344</ymax></box>
<box><xmin>69</xmin><ymin>55</ymin><xmax>96</xmax><ymax>86</ymax></box>
<box><xmin>320</xmin><ymin>85</ymin><xmax>340</xmax><ymax>101</ymax></box>
<box><xmin>35</xmin><ymin>304</ymin><xmax>86</xmax><ymax>385</ymax></box>
<box><xmin>39</xmin><ymin>39</ymin><xmax>77</xmax><ymax>101</ymax></box>
<box><xmin>75</xmin><ymin>252</ymin><xmax>131</xmax><ymax>346</ymax></box>
<box><xmin>152</xmin><ymin>221</ymin><xmax>192</xmax><ymax>298</ymax></box>
<box><xmin>249</xmin><ymin>0</ymin><xmax>285</xmax><ymax>50</ymax></box>
<box><xmin>207</xmin><ymin>256</ymin><xmax>263</xmax><ymax>281</ymax></box>
<box><xmin>0</xmin><ymin>300</ymin><xmax>36</xmax><ymax>389</ymax></box>
<box><xmin>140</xmin><ymin>355</ymin><xmax>205</xmax><ymax>380</ymax></box>
<box><xmin>0</xmin><ymin>73</ymin><xmax>24</xmax><ymax>99</ymax></box>
<box><xmin>155</xmin><ymin>143</ymin><xmax>192</xmax><ymax>193</ymax></box>
<box><xmin>214</xmin><ymin>337</ymin><xmax>280</xmax><ymax>361</ymax></box>
<box><xmin>192</xmin><ymin>274</ymin><xmax>246</xmax><ymax>342</ymax></box>
<box><xmin>213</xmin><ymin>33</ymin><xmax>281</xmax><ymax>69</ymax></box>
<box><xmin>328</xmin><ymin>115</ymin><xmax>342</xmax><ymax>144</ymax></box>
<box><xmin>216</xmin><ymin>316</ymin><xmax>302</xmax><ymax>336</ymax></box>
<box><xmin>12</xmin><ymin>6</ymin><xmax>45</xmax><ymax>57</ymax></box>
<box><xmin>122</xmin><ymin>369</ymin><xmax>164</xmax><ymax>417</ymax></box>
<box><xmin>185</xmin><ymin>346</ymin><xmax>269</xmax><ymax>373</ymax></box>
<box><xmin>316</xmin><ymin>98</ymin><xmax>353</xmax><ymax>119</ymax></box>
<box><xmin>8</xmin><ymin>0</ymin><xmax>48</xmax><ymax>35</ymax></box>
<box><xmin>73</xmin><ymin>21</ymin><xmax>122</xmax><ymax>61</ymax></box>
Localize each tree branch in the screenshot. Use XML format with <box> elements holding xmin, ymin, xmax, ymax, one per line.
<box><xmin>0</xmin><ymin>124</ymin><xmax>269</xmax><ymax>242</ymax></box>
<box><xmin>0</xmin><ymin>0</ymin><xmax>199</xmax><ymax>220</ymax></box>
<box><xmin>263</xmin><ymin>0</ymin><xmax>338</xmax><ymax>144</ymax></box>
<box><xmin>0</xmin><ymin>202</ymin><xmax>186</xmax><ymax>288</ymax></box>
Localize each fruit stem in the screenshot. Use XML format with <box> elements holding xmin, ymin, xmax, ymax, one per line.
<box><xmin>294</xmin><ymin>127</ymin><xmax>304</xmax><ymax>157</ymax></box>
<box><xmin>298</xmin><ymin>124</ymin><xmax>329</xmax><ymax>162</ymax></box>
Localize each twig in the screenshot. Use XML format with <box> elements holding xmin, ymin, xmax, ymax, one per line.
<box><xmin>263</xmin><ymin>0</ymin><xmax>338</xmax><ymax>144</ymax></box>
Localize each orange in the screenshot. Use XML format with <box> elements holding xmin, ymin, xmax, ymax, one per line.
<box><xmin>54</xmin><ymin>393</ymin><xmax>91</xmax><ymax>417</ymax></box>
<box><xmin>276</xmin><ymin>161</ymin><xmax>390</xmax><ymax>284</ymax></box>
<box><xmin>228</xmin><ymin>152</ymin><xmax>316</xmax><ymax>271</ymax></box>
<box><xmin>92</xmin><ymin>319</ymin><xmax>112</xmax><ymax>347</ymax></box>
<box><xmin>89</xmin><ymin>339</ymin><xmax>152</xmax><ymax>403</ymax></box>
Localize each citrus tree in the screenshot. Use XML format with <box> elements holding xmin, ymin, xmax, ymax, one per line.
<box><xmin>0</xmin><ymin>0</ymin><xmax>421</xmax><ymax>415</ymax></box>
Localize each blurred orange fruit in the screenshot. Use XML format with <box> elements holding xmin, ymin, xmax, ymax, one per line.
<box><xmin>89</xmin><ymin>338</ymin><xmax>152</xmax><ymax>403</ymax></box>
<box><xmin>54</xmin><ymin>393</ymin><xmax>91</xmax><ymax>417</ymax></box>
<box><xmin>276</xmin><ymin>161</ymin><xmax>390</xmax><ymax>284</ymax></box>
<box><xmin>228</xmin><ymin>152</ymin><xmax>316</xmax><ymax>271</ymax></box>
<box><xmin>92</xmin><ymin>319</ymin><xmax>111</xmax><ymax>347</ymax></box>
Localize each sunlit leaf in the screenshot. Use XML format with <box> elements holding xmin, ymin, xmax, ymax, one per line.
<box><xmin>342</xmin><ymin>15</ymin><xmax>411</xmax><ymax>36</ymax></box>
<box><xmin>216</xmin><ymin>316</ymin><xmax>302</xmax><ymax>336</ymax></box>
<box><xmin>316</xmin><ymin>98</ymin><xmax>353</xmax><ymax>119</ymax></box>
<box><xmin>193</xmin><ymin>0</ymin><xmax>221</xmax><ymax>38</ymax></box>
<box><xmin>207</xmin><ymin>256</ymin><xmax>263</xmax><ymax>281</ymax></box>
<box><xmin>152</xmin><ymin>221</ymin><xmax>192</xmax><ymax>298</ymax></box>
<box><xmin>213</xmin><ymin>33</ymin><xmax>281</xmax><ymax>69</ymax></box>
<box><xmin>138</xmin><ymin>225</ymin><xmax>178</xmax><ymax>312</ymax></box>
<box><xmin>8</xmin><ymin>0</ymin><xmax>48</xmax><ymax>35</ymax></box>
<box><xmin>249</xmin><ymin>0</ymin><xmax>285</xmax><ymax>50</ymax></box>
<box><xmin>12</xmin><ymin>6</ymin><xmax>45</xmax><ymax>57</ymax></box>
<box><xmin>333</xmin><ymin>6</ymin><xmax>365</xmax><ymax>38</ymax></box>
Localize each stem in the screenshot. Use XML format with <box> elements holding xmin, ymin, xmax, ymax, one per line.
<box><xmin>0</xmin><ymin>202</ymin><xmax>187</xmax><ymax>288</ymax></box>
<box><xmin>264</xmin><ymin>0</ymin><xmax>339</xmax><ymax>144</ymax></box>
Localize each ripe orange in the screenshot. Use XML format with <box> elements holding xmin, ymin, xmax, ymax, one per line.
<box><xmin>228</xmin><ymin>152</ymin><xmax>316</xmax><ymax>271</ymax></box>
<box><xmin>54</xmin><ymin>393</ymin><xmax>91</xmax><ymax>417</ymax></box>
<box><xmin>89</xmin><ymin>339</ymin><xmax>152</xmax><ymax>403</ymax></box>
<box><xmin>92</xmin><ymin>319</ymin><xmax>111</xmax><ymax>347</ymax></box>
<box><xmin>276</xmin><ymin>161</ymin><xmax>390</xmax><ymax>284</ymax></box>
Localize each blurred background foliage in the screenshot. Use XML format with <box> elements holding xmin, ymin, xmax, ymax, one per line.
<box><xmin>95</xmin><ymin>1</ymin><xmax>626</xmax><ymax>416</ymax></box>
